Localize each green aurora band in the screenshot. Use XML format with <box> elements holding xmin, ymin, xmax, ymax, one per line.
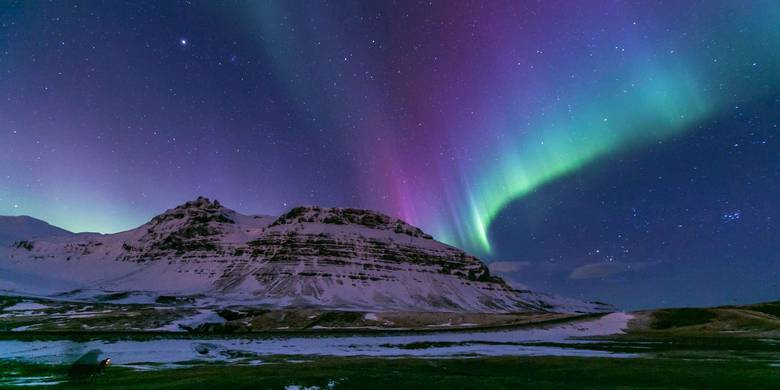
<box><xmin>430</xmin><ymin>5</ymin><xmax>780</xmax><ymax>254</ymax></box>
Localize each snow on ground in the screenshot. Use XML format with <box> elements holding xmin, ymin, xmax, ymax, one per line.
<box><xmin>569</xmin><ymin>312</ymin><xmax>633</xmax><ymax>334</ymax></box>
<box><xmin>363</xmin><ymin>313</ymin><xmax>378</xmax><ymax>321</ymax></box>
<box><xmin>0</xmin><ymin>264</ymin><xmax>83</xmax><ymax>297</ymax></box>
<box><xmin>0</xmin><ymin>313</ymin><xmax>636</xmax><ymax>366</ymax></box>
<box><xmin>151</xmin><ymin>309</ymin><xmax>225</xmax><ymax>331</ymax></box>
<box><xmin>2</xmin><ymin>302</ymin><xmax>49</xmax><ymax>311</ymax></box>
<box><xmin>11</xmin><ymin>324</ymin><xmax>39</xmax><ymax>331</ymax></box>
<box><xmin>285</xmin><ymin>380</ymin><xmax>339</xmax><ymax>390</ymax></box>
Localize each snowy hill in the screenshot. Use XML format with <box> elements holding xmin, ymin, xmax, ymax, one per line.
<box><xmin>1</xmin><ymin>197</ymin><xmax>612</xmax><ymax>314</ymax></box>
<box><xmin>0</xmin><ymin>216</ymin><xmax>73</xmax><ymax>246</ymax></box>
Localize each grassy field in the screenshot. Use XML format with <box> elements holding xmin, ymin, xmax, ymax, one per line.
<box><xmin>2</xmin><ymin>355</ymin><xmax>780</xmax><ymax>389</ymax></box>
<box><xmin>625</xmin><ymin>301</ymin><xmax>780</xmax><ymax>338</ymax></box>
<box><xmin>3</xmin><ymin>298</ymin><xmax>780</xmax><ymax>388</ymax></box>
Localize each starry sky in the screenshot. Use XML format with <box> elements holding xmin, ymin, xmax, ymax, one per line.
<box><xmin>1</xmin><ymin>1</ymin><xmax>778</xmax><ymax>309</ymax></box>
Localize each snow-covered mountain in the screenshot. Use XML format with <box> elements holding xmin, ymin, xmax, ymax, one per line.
<box><xmin>0</xmin><ymin>216</ymin><xmax>78</xmax><ymax>294</ymax></box>
<box><xmin>0</xmin><ymin>216</ymin><xmax>73</xmax><ymax>246</ymax></box>
<box><xmin>1</xmin><ymin>197</ymin><xmax>611</xmax><ymax>314</ymax></box>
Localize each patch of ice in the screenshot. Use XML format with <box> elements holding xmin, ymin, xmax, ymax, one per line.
<box><xmin>0</xmin><ymin>376</ymin><xmax>65</xmax><ymax>387</ymax></box>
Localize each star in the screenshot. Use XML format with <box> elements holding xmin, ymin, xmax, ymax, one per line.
<box><xmin>722</xmin><ymin>211</ymin><xmax>742</xmax><ymax>223</ymax></box>
<box><xmin>179</xmin><ymin>38</ymin><xmax>188</xmax><ymax>46</ymax></box>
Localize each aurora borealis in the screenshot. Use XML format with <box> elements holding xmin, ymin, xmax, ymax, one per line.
<box><xmin>1</xmin><ymin>1</ymin><xmax>779</xmax><ymax>308</ymax></box>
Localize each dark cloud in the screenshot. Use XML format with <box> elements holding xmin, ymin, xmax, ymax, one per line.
<box><xmin>569</xmin><ymin>262</ymin><xmax>653</xmax><ymax>280</ymax></box>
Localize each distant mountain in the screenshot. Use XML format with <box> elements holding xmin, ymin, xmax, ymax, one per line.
<box><xmin>1</xmin><ymin>197</ymin><xmax>612</xmax><ymax>314</ymax></box>
<box><xmin>0</xmin><ymin>215</ymin><xmax>73</xmax><ymax>246</ymax></box>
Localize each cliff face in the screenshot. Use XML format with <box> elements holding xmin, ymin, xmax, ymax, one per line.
<box><xmin>4</xmin><ymin>197</ymin><xmax>611</xmax><ymax>314</ymax></box>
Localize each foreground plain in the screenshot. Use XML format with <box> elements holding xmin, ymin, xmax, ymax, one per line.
<box><xmin>2</xmin><ymin>354</ymin><xmax>780</xmax><ymax>389</ymax></box>
<box><xmin>2</xmin><ymin>299</ymin><xmax>779</xmax><ymax>389</ymax></box>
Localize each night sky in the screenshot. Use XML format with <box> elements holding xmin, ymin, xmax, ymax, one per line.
<box><xmin>1</xmin><ymin>1</ymin><xmax>778</xmax><ymax>309</ymax></box>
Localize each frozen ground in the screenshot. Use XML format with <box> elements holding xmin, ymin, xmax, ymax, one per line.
<box><xmin>0</xmin><ymin>313</ymin><xmax>635</xmax><ymax>367</ymax></box>
<box><xmin>150</xmin><ymin>309</ymin><xmax>226</xmax><ymax>331</ymax></box>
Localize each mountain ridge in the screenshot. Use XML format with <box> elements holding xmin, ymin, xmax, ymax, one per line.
<box><xmin>1</xmin><ymin>197</ymin><xmax>612</xmax><ymax>314</ymax></box>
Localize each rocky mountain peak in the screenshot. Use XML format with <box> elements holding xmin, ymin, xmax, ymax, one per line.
<box><xmin>140</xmin><ymin>197</ymin><xmax>238</xmax><ymax>253</ymax></box>
<box><xmin>150</xmin><ymin>197</ymin><xmax>234</xmax><ymax>225</ymax></box>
